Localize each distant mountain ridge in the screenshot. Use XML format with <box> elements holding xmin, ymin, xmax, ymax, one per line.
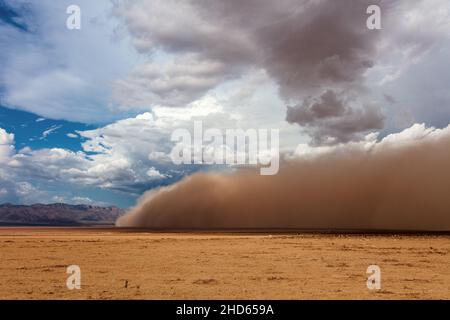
<box><xmin>0</xmin><ymin>203</ymin><xmax>126</xmax><ymax>226</ymax></box>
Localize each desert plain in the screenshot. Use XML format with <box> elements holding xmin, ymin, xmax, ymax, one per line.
<box><xmin>0</xmin><ymin>227</ymin><xmax>449</xmax><ymax>299</ymax></box>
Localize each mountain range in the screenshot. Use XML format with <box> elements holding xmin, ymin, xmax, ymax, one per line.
<box><xmin>0</xmin><ymin>203</ymin><xmax>126</xmax><ymax>226</ymax></box>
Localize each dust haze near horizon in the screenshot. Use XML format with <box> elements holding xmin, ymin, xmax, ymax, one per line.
<box><xmin>117</xmin><ymin>123</ymin><xmax>450</xmax><ymax>231</ymax></box>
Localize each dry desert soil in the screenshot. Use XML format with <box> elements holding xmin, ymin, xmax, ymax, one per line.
<box><xmin>0</xmin><ymin>227</ymin><xmax>449</xmax><ymax>299</ymax></box>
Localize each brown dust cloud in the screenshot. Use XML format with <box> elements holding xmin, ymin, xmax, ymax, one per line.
<box><xmin>117</xmin><ymin>124</ymin><xmax>450</xmax><ymax>231</ymax></box>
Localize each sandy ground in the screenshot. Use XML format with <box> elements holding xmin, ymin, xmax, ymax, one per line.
<box><xmin>0</xmin><ymin>227</ymin><xmax>449</xmax><ymax>299</ymax></box>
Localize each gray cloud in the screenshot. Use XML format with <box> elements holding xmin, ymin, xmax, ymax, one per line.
<box><xmin>246</xmin><ymin>0</ymin><xmax>379</xmax><ymax>97</ymax></box>
<box><xmin>114</xmin><ymin>0</ymin><xmax>450</xmax><ymax>143</ymax></box>
<box><xmin>286</xmin><ymin>90</ymin><xmax>347</xmax><ymax>123</ymax></box>
<box><xmin>286</xmin><ymin>90</ymin><xmax>384</xmax><ymax>144</ymax></box>
<box><xmin>114</xmin><ymin>0</ymin><xmax>385</xmax><ymax>143</ymax></box>
<box><xmin>113</xmin><ymin>54</ymin><xmax>229</xmax><ymax>108</ymax></box>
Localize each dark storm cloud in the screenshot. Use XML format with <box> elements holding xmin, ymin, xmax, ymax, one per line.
<box><xmin>211</xmin><ymin>0</ymin><xmax>386</xmax><ymax>143</ymax></box>
<box><xmin>286</xmin><ymin>90</ymin><xmax>347</xmax><ymax>123</ymax></box>
<box><xmin>286</xmin><ymin>90</ymin><xmax>384</xmax><ymax>144</ymax></box>
<box><xmin>239</xmin><ymin>0</ymin><xmax>380</xmax><ymax>97</ymax></box>
<box><xmin>115</xmin><ymin>0</ymin><xmax>390</xmax><ymax>142</ymax></box>
<box><xmin>116</xmin><ymin>0</ymin><xmax>383</xmax><ymax>90</ymax></box>
<box><xmin>384</xmin><ymin>94</ymin><xmax>397</xmax><ymax>104</ymax></box>
<box><xmin>115</xmin><ymin>0</ymin><xmax>450</xmax><ymax>143</ymax></box>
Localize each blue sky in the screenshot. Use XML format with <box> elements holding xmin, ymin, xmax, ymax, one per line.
<box><xmin>1</xmin><ymin>0</ymin><xmax>450</xmax><ymax>208</ymax></box>
<box><xmin>0</xmin><ymin>105</ymin><xmax>96</xmax><ymax>151</ymax></box>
